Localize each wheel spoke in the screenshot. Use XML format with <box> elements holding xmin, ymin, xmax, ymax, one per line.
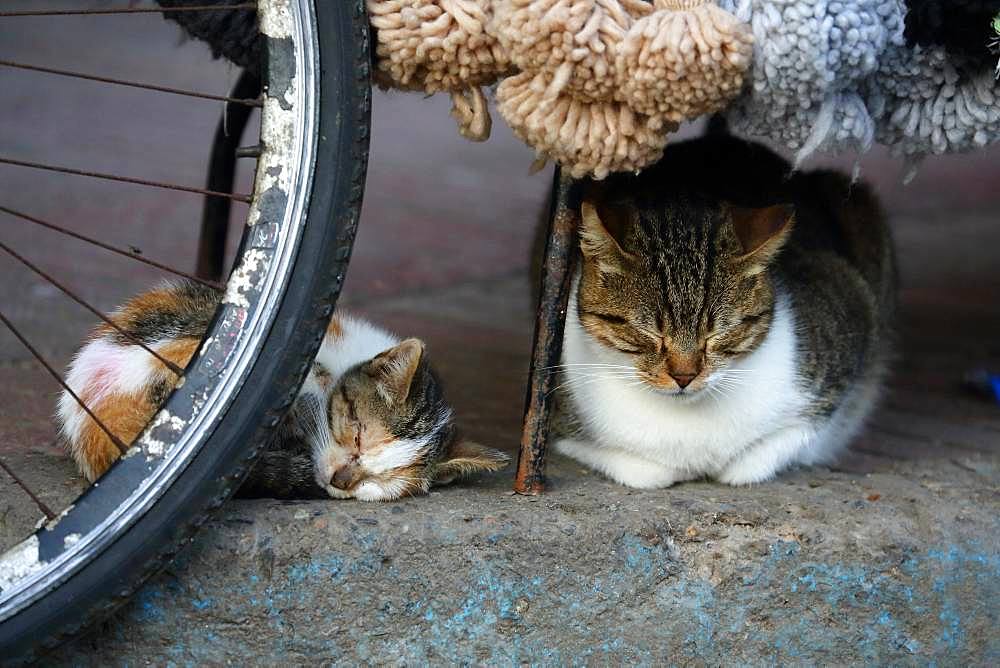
<box><xmin>0</xmin><ymin>4</ymin><xmax>257</xmax><ymax>18</ymax></box>
<box><xmin>0</xmin><ymin>156</ymin><xmax>251</xmax><ymax>202</ymax></box>
<box><xmin>0</xmin><ymin>239</ymin><xmax>186</xmax><ymax>376</ymax></box>
<box><xmin>0</xmin><ymin>205</ymin><xmax>223</xmax><ymax>289</ymax></box>
<box><xmin>0</xmin><ymin>458</ymin><xmax>55</xmax><ymax>521</ymax></box>
<box><xmin>0</xmin><ymin>60</ymin><xmax>263</xmax><ymax>107</ymax></box>
<box><xmin>0</xmin><ymin>310</ymin><xmax>130</xmax><ymax>456</ymax></box>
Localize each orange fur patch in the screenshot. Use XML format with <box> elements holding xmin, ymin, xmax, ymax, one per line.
<box><xmin>112</xmin><ymin>287</ymin><xmax>186</xmax><ymax>329</ymax></box>
<box><xmin>156</xmin><ymin>337</ymin><xmax>199</xmax><ymax>372</ymax></box>
<box><xmin>326</xmin><ymin>315</ymin><xmax>344</xmax><ymax>340</ymax></box>
<box><xmin>74</xmin><ymin>337</ymin><xmax>199</xmax><ymax>481</ymax></box>
<box><xmin>76</xmin><ymin>391</ymin><xmax>156</xmax><ymax>482</ymax></box>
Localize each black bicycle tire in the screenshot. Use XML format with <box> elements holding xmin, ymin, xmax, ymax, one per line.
<box><xmin>0</xmin><ymin>1</ymin><xmax>371</xmax><ymax>661</ymax></box>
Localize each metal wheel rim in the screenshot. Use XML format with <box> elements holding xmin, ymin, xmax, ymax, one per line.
<box><xmin>0</xmin><ymin>0</ymin><xmax>318</xmax><ymax>622</ymax></box>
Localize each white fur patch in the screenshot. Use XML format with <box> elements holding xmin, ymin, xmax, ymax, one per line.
<box><xmin>361</xmin><ymin>408</ymin><xmax>451</xmax><ymax>474</ymax></box>
<box><xmin>559</xmin><ymin>283</ymin><xmax>821</xmax><ymax>487</ymax></box>
<box><xmin>57</xmin><ymin>335</ymin><xmax>164</xmax><ymax>452</ymax></box>
<box><xmin>314</xmin><ymin>313</ymin><xmax>398</xmax><ymax>380</ymax></box>
<box><xmin>361</xmin><ymin>436</ymin><xmax>428</xmax><ymax>474</ymax></box>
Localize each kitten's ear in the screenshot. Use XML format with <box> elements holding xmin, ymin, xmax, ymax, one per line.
<box><xmin>579</xmin><ymin>199</ymin><xmax>628</xmax><ymax>273</ymax></box>
<box><xmin>730</xmin><ymin>204</ymin><xmax>795</xmax><ymax>269</ymax></box>
<box><xmin>432</xmin><ymin>441</ymin><xmax>510</xmax><ymax>486</ymax></box>
<box><xmin>366</xmin><ymin>338</ymin><xmax>424</xmax><ymax>406</ymax></box>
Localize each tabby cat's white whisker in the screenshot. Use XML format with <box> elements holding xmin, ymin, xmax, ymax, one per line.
<box><xmin>548</xmin><ymin>375</ymin><xmax>633</xmax><ymax>397</ymax></box>
<box><xmin>542</xmin><ymin>364</ymin><xmax>637</xmax><ymax>373</ymax></box>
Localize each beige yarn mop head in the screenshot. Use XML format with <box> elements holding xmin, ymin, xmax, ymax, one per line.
<box><xmin>493</xmin><ymin>0</ymin><xmax>653</xmax><ymax>103</ymax></box>
<box><xmin>368</xmin><ymin>0</ymin><xmax>752</xmax><ymax>177</ymax></box>
<box><xmin>368</xmin><ymin>0</ymin><xmax>511</xmax><ymax>140</ymax></box>
<box><xmin>496</xmin><ymin>70</ymin><xmax>677</xmax><ymax>179</ymax></box>
<box><xmin>615</xmin><ymin>0</ymin><xmax>753</xmax><ymax>121</ymax></box>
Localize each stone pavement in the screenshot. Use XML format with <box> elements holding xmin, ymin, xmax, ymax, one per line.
<box><xmin>1</xmin><ymin>5</ymin><xmax>998</xmax><ymax>665</ymax></box>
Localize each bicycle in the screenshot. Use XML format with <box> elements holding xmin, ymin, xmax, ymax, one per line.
<box><xmin>0</xmin><ymin>1</ymin><xmax>371</xmax><ymax>659</ymax></box>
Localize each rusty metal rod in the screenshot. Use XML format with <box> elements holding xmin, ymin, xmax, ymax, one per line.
<box><xmin>0</xmin><ymin>156</ymin><xmax>251</xmax><ymax>203</ymax></box>
<box><xmin>0</xmin><ymin>457</ymin><xmax>55</xmax><ymax>521</ymax></box>
<box><xmin>0</xmin><ymin>60</ymin><xmax>263</xmax><ymax>107</ymax></box>
<box><xmin>0</xmin><ymin>205</ymin><xmax>223</xmax><ymax>289</ymax></box>
<box><xmin>514</xmin><ymin>168</ymin><xmax>580</xmax><ymax>495</ymax></box>
<box><xmin>0</xmin><ymin>310</ymin><xmax>130</xmax><ymax>456</ymax></box>
<box><xmin>0</xmin><ymin>4</ymin><xmax>257</xmax><ymax>17</ymax></box>
<box><xmin>0</xmin><ymin>239</ymin><xmax>185</xmax><ymax>376</ymax></box>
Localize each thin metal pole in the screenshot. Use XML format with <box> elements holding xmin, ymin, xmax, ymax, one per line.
<box><xmin>0</xmin><ymin>60</ymin><xmax>262</xmax><ymax>107</ymax></box>
<box><xmin>0</xmin><ymin>205</ymin><xmax>222</xmax><ymax>289</ymax></box>
<box><xmin>0</xmin><ymin>311</ymin><xmax>130</xmax><ymax>455</ymax></box>
<box><xmin>514</xmin><ymin>168</ymin><xmax>580</xmax><ymax>495</ymax></box>
<box><xmin>0</xmin><ymin>156</ymin><xmax>251</xmax><ymax>203</ymax></box>
<box><xmin>0</xmin><ymin>458</ymin><xmax>55</xmax><ymax>520</ymax></box>
<box><xmin>0</xmin><ymin>4</ymin><xmax>257</xmax><ymax>18</ymax></box>
<box><xmin>0</xmin><ymin>239</ymin><xmax>185</xmax><ymax>376</ymax></box>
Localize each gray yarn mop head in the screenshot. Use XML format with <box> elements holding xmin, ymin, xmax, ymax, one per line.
<box><xmin>716</xmin><ymin>0</ymin><xmax>1000</xmax><ymax>164</ymax></box>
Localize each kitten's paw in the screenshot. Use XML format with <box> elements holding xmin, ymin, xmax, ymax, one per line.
<box><xmin>555</xmin><ymin>438</ymin><xmax>679</xmax><ymax>489</ymax></box>
<box><xmin>323</xmin><ymin>484</ymin><xmax>354</xmax><ymax>500</ymax></box>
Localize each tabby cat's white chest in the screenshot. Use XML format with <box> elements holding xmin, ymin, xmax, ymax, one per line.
<box><xmin>560</xmin><ymin>291</ymin><xmax>811</xmax><ymax>478</ymax></box>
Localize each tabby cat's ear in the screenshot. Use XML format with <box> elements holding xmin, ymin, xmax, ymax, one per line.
<box><xmin>432</xmin><ymin>441</ymin><xmax>510</xmax><ymax>486</ymax></box>
<box><xmin>730</xmin><ymin>204</ymin><xmax>795</xmax><ymax>270</ymax></box>
<box><xmin>366</xmin><ymin>338</ymin><xmax>424</xmax><ymax>405</ymax></box>
<box><xmin>580</xmin><ymin>199</ymin><xmax>628</xmax><ymax>273</ymax></box>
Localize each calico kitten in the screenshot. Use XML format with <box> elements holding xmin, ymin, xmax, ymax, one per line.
<box><xmin>57</xmin><ymin>280</ymin><xmax>508</xmax><ymax>501</ymax></box>
<box><xmin>550</xmin><ymin>134</ymin><xmax>896</xmax><ymax>488</ymax></box>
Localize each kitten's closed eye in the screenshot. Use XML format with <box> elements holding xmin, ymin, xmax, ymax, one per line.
<box><xmin>313</xmin><ymin>338</ymin><xmax>509</xmax><ymax>501</ymax></box>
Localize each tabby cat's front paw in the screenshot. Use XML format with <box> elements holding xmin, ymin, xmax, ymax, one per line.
<box><xmin>715</xmin><ymin>425</ymin><xmax>814</xmax><ymax>486</ymax></box>
<box><xmin>554</xmin><ymin>438</ymin><xmax>680</xmax><ymax>489</ymax></box>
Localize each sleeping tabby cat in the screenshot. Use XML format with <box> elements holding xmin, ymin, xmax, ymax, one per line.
<box><xmin>57</xmin><ymin>280</ymin><xmax>508</xmax><ymax>501</ymax></box>
<box><xmin>550</xmin><ymin>134</ymin><xmax>896</xmax><ymax>487</ymax></box>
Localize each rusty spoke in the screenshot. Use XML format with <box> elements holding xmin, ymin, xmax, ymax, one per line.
<box><xmin>0</xmin><ymin>4</ymin><xmax>257</xmax><ymax>18</ymax></box>
<box><xmin>0</xmin><ymin>310</ymin><xmax>130</xmax><ymax>456</ymax></box>
<box><xmin>0</xmin><ymin>240</ymin><xmax>185</xmax><ymax>376</ymax></box>
<box><xmin>0</xmin><ymin>458</ymin><xmax>55</xmax><ymax>521</ymax></box>
<box><xmin>0</xmin><ymin>205</ymin><xmax>222</xmax><ymax>289</ymax></box>
<box><xmin>0</xmin><ymin>156</ymin><xmax>251</xmax><ymax>203</ymax></box>
<box><xmin>0</xmin><ymin>60</ymin><xmax>262</xmax><ymax>107</ymax></box>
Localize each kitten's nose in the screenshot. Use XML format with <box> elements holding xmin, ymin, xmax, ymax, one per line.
<box><xmin>670</xmin><ymin>373</ymin><xmax>697</xmax><ymax>389</ymax></box>
<box><xmin>331</xmin><ymin>465</ymin><xmax>359</xmax><ymax>490</ymax></box>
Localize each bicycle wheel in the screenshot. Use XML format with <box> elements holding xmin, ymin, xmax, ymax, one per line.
<box><xmin>0</xmin><ymin>0</ymin><xmax>370</xmax><ymax>660</ymax></box>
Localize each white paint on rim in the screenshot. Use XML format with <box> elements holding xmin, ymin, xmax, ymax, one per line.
<box><xmin>0</xmin><ymin>537</ymin><xmax>44</xmax><ymax>592</ymax></box>
<box><xmin>43</xmin><ymin>504</ymin><xmax>75</xmax><ymax>532</ymax></box>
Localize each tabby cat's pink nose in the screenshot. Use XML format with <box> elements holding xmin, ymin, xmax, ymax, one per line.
<box><xmin>671</xmin><ymin>373</ymin><xmax>696</xmax><ymax>388</ymax></box>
